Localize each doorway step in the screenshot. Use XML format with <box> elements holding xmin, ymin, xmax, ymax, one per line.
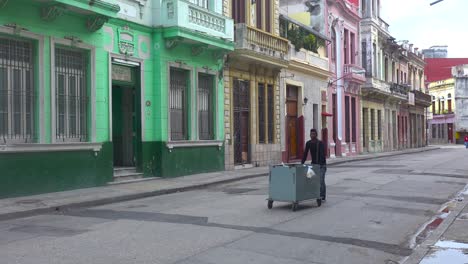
<box><xmin>109</xmin><ymin>167</ymin><xmax>157</xmax><ymax>185</ymax></box>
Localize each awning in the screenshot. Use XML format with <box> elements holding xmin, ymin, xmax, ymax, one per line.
<box><xmin>321</xmin><ymin>112</ymin><xmax>333</xmax><ymax>117</ymax></box>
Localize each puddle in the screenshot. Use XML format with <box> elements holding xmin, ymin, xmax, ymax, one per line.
<box><xmin>421</xmin><ymin>240</ymin><xmax>468</xmax><ymax>264</ymax></box>
<box><xmin>435</xmin><ymin>240</ymin><xmax>468</xmax><ymax>249</ymax></box>
<box><xmin>420</xmin><ymin>248</ymin><xmax>468</xmax><ymax>264</ymax></box>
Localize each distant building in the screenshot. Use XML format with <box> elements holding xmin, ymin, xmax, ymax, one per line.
<box><xmin>453</xmin><ymin>65</ymin><xmax>468</xmax><ymax>143</ymax></box>
<box><xmin>423</xmin><ymin>46</ymin><xmax>448</xmax><ymax>58</ymax></box>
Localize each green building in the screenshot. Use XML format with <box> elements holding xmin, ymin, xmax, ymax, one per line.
<box><xmin>0</xmin><ymin>0</ymin><xmax>234</xmax><ymax>198</ymax></box>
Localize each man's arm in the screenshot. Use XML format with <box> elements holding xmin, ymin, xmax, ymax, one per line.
<box><xmin>301</xmin><ymin>141</ymin><xmax>309</xmax><ymax>164</ymax></box>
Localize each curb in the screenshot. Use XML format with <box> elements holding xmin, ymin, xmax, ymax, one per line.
<box><xmin>402</xmin><ymin>187</ymin><xmax>468</xmax><ymax>264</ymax></box>
<box><xmin>0</xmin><ymin>146</ymin><xmax>440</xmax><ymax>222</ymax></box>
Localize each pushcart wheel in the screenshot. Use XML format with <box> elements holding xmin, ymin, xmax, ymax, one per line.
<box><xmin>317</xmin><ymin>199</ymin><xmax>322</xmax><ymax>207</ymax></box>
<box><xmin>267</xmin><ymin>200</ymin><xmax>273</xmax><ymax>209</ymax></box>
<box><xmin>292</xmin><ymin>202</ymin><xmax>298</xmax><ymax>212</ymax></box>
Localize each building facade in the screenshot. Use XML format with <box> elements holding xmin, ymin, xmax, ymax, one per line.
<box><xmin>326</xmin><ymin>0</ymin><xmax>365</xmax><ymax>158</ymax></box>
<box><xmin>359</xmin><ymin>0</ymin><xmax>429</xmax><ymax>153</ymax></box>
<box><xmin>0</xmin><ymin>0</ymin><xmax>234</xmax><ymax>198</ymax></box>
<box><xmin>453</xmin><ymin>64</ymin><xmax>468</xmax><ymax>144</ymax></box>
<box><xmin>427</xmin><ymin>78</ymin><xmax>456</xmax><ymax>144</ymax></box>
<box><xmin>278</xmin><ymin>0</ymin><xmax>331</xmax><ymax>163</ymax></box>
<box><xmin>223</xmin><ymin>0</ymin><xmax>289</xmax><ymax>169</ymax></box>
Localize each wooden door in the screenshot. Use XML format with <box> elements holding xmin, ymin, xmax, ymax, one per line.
<box><xmin>286</xmin><ymin>85</ymin><xmax>299</xmax><ymax>160</ymax></box>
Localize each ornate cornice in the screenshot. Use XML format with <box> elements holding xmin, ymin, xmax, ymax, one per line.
<box><xmin>0</xmin><ymin>0</ymin><xmax>8</xmax><ymax>8</ymax></box>
<box><xmin>84</xmin><ymin>0</ymin><xmax>120</xmax><ymax>13</ymax></box>
<box><xmin>87</xmin><ymin>15</ymin><xmax>108</xmax><ymax>32</ymax></box>
<box><xmin>41</xmin><ymin>4</ymin><xmax>66</xmax><ymax>22</ymax></box>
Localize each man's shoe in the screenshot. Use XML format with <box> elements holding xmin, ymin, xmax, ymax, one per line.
<box><xmin>321</xmin><ymin>197</ymin><xmax>326</xmax><ymax>201</ymax></box>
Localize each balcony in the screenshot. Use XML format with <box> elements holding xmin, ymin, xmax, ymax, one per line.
<box><xmin>159</xmin><ymin>0</ymin><xmax>234</xmax><ymax>42</ymax></box>
<box><xmin>362</xmin><ymin>78</ymin><xmax>391</xmax><ymax>99</ymax></box>
<box><xmin>343</xmin><ymin>64</ymin><xmax>366</xmax><ymax>83</ymax></box>
<box><xmin>413</xmin><ymin>90</ymin><xmax>432</xmax><ymax>107</ymax></box>
<box><xmin>378</xmin><ymin>17</ymin><xmax>390</xmax><ymax>33</ymax></box>
<box><xmin>390</xmin><ymin>83</ymin><xmax>410</xmax><ymax>98</ymax></box>
<box><xmin>288</xmin><ymin>44</ymin><xmax>329</xmax><ymax>75</ymax></box>
<box><xmin>234</xmin><ymin>23</ymin><xmax>290</xmax><ymax>68</ymax></box>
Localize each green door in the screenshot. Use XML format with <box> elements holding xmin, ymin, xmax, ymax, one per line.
<box><xmin>112</xmin><ymin>85</ymin><xmax>136</xmax><ymax>167</ymax></box>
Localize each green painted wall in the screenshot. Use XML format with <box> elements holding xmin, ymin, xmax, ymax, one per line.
<box><xmin>155</xmin><ymin>143</ymin><xmax>224</xmax><ymax>177</ymax></box>
<box><xmin>0</xmin><ymin>143</ymin><xmax>113</xmax><ymax>198</ymax></box>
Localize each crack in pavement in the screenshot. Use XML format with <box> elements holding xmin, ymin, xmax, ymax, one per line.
<box><xmin>62</xmin><ymin>209</ymin><xmax>413</xmax><ymax>257</ymax></box>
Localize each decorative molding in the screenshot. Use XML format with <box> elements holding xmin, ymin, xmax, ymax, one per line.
<box><xmin>3</xmin><ymin>23</ymin><xmax>27</xmax><ymax>35</ymax></box>
<box><xmin>191</xmin><ymin>45</ymin><xmax>206</xmax><ymax>56</ymax></box>
<box><xmin>87</xmin><ymin>15</ymin><xmax>108</xmax><ymax>32</ymax></box>
<box><xmin>81</xmin><ymin>0</ymin><xmax>120</xmax><ymax>14</ymax></box>
<box><xmin>118</xmin><ymin>26</ymin><xmax>135</xmax><ymax>56</ymax></box>
<box><xmin>166</xmin><ymin>141</ymin><xmax>224</xmax><ymax>152</ymax></box>
<box><xmin>0</xmin><ymin>0</ymin><xmax>8</xmax><ymax>8</ymax></box>
<box><xmin>0</xmin><ymin>143</ymin><xmax>103</xmax><ymax>153</ymax></box>
<box><xmin>41</xmin><ymin>5</ymin><xmax>65</xmax><ymax>22</ymax></box>
<box><xmin>64</xmin><ymin>35</ymin><xmax>83</xmax><ymax>46</ymax></box>
<box><xmin>134</xmin><ymin>0</ymin><xmax>147</xmax><ymax>18</ymax></box>
<box><xmin>165</xmin><ymin>37</ymin><xmax>182</xmax><ymax>50</ymax></box>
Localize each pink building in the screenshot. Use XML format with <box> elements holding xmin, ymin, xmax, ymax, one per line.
<box><xmin>325</xmin><ymin>0</ymin><xmax>365</xmax><ymax>158</ymax></box>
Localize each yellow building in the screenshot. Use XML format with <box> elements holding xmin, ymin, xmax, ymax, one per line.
<box><xmin>428</xmin><ymin>78</ymin><xmax>456</xmax><ymax>144</ymax></box>
<box><xmin>224</xmin><ymin>0</ymin><xmax>289</xmax><ymax>169</ymax></box>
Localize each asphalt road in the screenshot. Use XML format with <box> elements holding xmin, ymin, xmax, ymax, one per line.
<box><xmin>1</xmin><ymin>146</ymin><xmax>467</xmax><ymax>264</ymax></box>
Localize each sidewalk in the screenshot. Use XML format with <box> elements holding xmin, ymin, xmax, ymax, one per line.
<box><xmin>0</xmin><ymin>146</ymin><xmax>439</xmax><ymax>221</ymax></box>
<box><xmin>404</xmin><ymin>185</ymin><xmax>468</xmax><ymax>264</ymax></box>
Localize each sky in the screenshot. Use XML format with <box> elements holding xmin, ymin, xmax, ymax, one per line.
<box><xmin>380</xmin><ymin>0</ymin><xmax>468</xmax><ymax>58</ymax></box>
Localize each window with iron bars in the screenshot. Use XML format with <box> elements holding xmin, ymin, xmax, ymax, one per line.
<box><xmin>258</xmin><ymin>83</ymin><xmax>274</xmax><ymax>144</ymax></box>
<box><xmin>198</xmin><ymin>73</ymin><xmax>214</xmax><ymax>140</ymax></box>
<box><xmin>189</xmin><ymin>0</ymin><xmax>208</xmax><ymax>9</ymax></box>
<box><xmin>258</xmin><ymin>83</ymin><xmax>265</xmax><ymax>143</ymax></box>
<box><xmin>0</xmin><ymin>37</ymin><xmax>35</xmax><ymax>143</ymax></box>
<box><xmin>267</xmin><ymin>84</ymin><xmax>274</xmax><ymax>143</ymax></box>
<box><xmin>55</xmin><ymin>47</ymin><xmax>88</xmax><ymax>142</ymax></box>
<box><xmin>170</xmin><ymin>68</ymin><xmax>188</xmax><ymax>141</ymax></box>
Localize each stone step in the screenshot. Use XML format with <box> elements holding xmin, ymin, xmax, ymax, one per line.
<box><xmin>113</xmin><ymin>167</ymin><xmax>138</xmax><ymax>177</ymax></box>
<box><xmin>113</xmin><ymin>167</ymin><xmax>144</xmax><ymax>183</ymax></box>
<box><xmin>108</xmin><ymin>176</ymin><xmax>160</xmax><ymax>186</ymax></box>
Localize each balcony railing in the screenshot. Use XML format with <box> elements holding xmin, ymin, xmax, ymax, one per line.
<box><xmin>289</xmin><ymin>43</ymin><xmax>328</xmax><ymax>70</ymax></box>
<box><xmin>343</xmin><ymin>64</ymin><xmax>366</xmax><ymax>83</ymax></box>
<box><xmin>161</xmin><ymin>0</ymin><xmax>234</xmax><ymax>41</ymax></box>
<box><xmin>235</xmin><ymin>23</ymin><xmax>289</xmax><ymax>62</ymax></box>
<box><xmin>378</xmin><ymin>17</ymin><xmax>390</xmax><ymax>33</ymax></box>
<box><xmin>413</xmin><ymin>90</ymin><xmax>432</xmax><ymax>107</ymax></box>
<box><xmin>390</xmin><ymin>83</ymin><xmax>410</xmax><ymax>96</ymax></box>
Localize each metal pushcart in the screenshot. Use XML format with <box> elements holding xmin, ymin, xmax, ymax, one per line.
<box><xmin>267</xmin><ymin>163</ymin><xmax>322</xmax><ymax>211</ymax></box>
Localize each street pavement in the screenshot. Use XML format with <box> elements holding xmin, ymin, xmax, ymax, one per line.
<box><xmin>0</xmin><ymin>146</ymin><xmax>467</xmax><ymax>264</ymax></box>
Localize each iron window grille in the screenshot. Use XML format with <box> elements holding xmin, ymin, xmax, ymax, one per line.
<box><xmin>267</xmin><ymin>84</ymin><xmax>274</xmax><ymax>143</ymax></box>
<box><xmin>258</xmin><ymin>83</ymin><xmax>265</xmax><ymax>144</ymax></box>
<box><xmin>0</xmin><ymin>37</ymin><xmax>35</xmax><ymax>143</ymax></box>
<box><xmin>377</xmin><ymin>110</ymin><xmax>382</xmax><ymax>140</ymax></box>
<box><xmin>189</xmin><ymin>0</ymin><xmax>208</xmax><ymax>9</ymax></box>
<box><xmin>198</xmin><ymin>73</ymin><xmax>214</xmax><ymax>140</ymax></box>
<box><xmin>370</xmin><ymin>109</ymin><xmax>375</xmax><ymax>140</ymax></box>
<box><xmin>55</xmin><ymin>47</ymin><xmax>88</xmax><ymax>142</ymax></box>
<box><xmin>170</xmin><ymin>68</ymin><xmax>188</xmax><ymax>141</ymax></box>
